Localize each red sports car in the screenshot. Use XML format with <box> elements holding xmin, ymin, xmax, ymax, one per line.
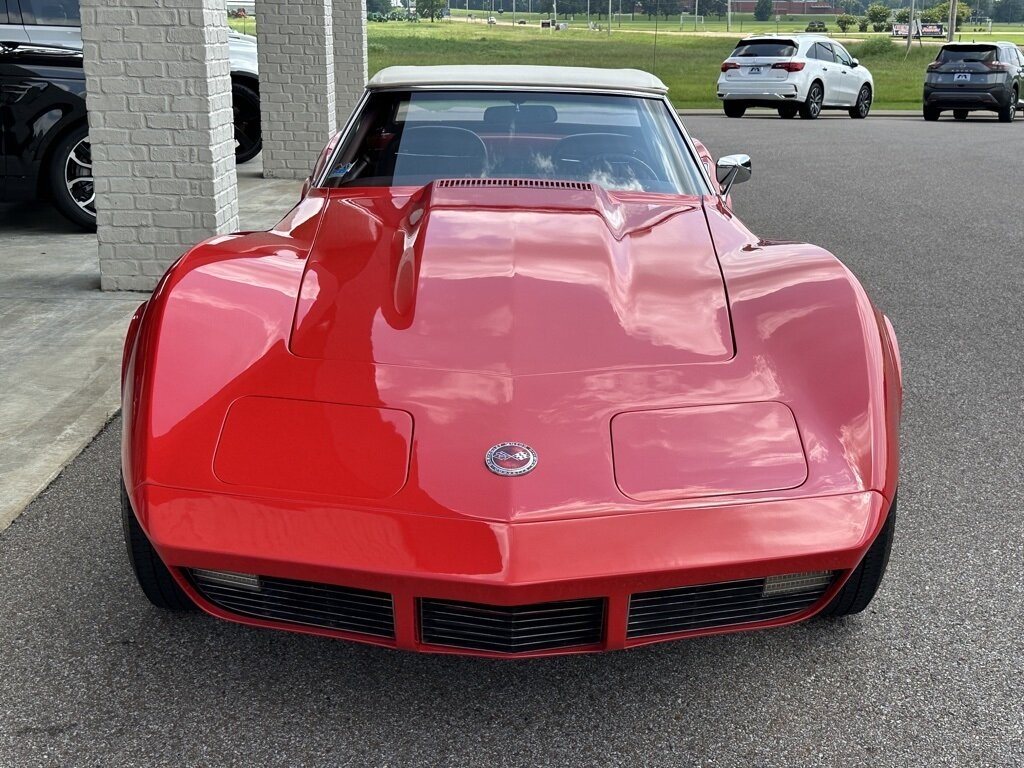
<box><xmin>120</xmin><ymin>66</ymin><xmax>901</xmax><ymax>656</ymax></box>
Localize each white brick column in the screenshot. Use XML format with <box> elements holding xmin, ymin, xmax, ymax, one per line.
<box><xmin>333</xmin><ymin>0</ymin><xmax>368</xmax><ymax>126</ymax></box>
<box><xmin>81</xmin><ymin>0</ymin><xmax>239</xmax><ymax>291</ymax></box>
<box><xmin>256</xmin><ymin>0</ymin><xmax>337</xmax><ymax>179</ymax></box>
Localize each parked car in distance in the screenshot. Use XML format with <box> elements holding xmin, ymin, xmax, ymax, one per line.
<box><xmin>119</xmin><ymin>65</ymin><xmax>901</xmax><ymax>657</ymax></box>
<box><xmin>487</xmin><ymin>15</ymin><xmax>497</xmax><ymax>24</ymax></box>
<box><xmin>718</xmin><ymin>35</ymin><xmax>874</xmax><ymax>119</ymax></box>
<box><xmin>923</xmin><ymin>42</ymin><xmax>1024</xmax><ymax>122</ymax></box>
<box><xmin>0</xmin><ymin>0</ymin><xmax>262</xmax><ymax>162</ymax></box>
<box><xmin>805</xmin><ymin>20</ymin><xmax>828</xmax><ymax>32</ymax></box>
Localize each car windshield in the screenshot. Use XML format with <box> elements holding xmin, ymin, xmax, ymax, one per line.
<box><xmin>937</xmin><ymin>45</ymin><xmax>997</xmax><ymax>63</ymax></box>
<box><xmin>730</xmin><ymin>41</ymin><xmax>797</xmax><ymax>57</ymax></box>
<box><xmin>323</xmin><ymin>90</ymin><xmax>708</xmax><ymax>195</ymax></box>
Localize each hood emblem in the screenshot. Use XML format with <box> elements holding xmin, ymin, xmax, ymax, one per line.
<box><xmin>485</xmin><ymin>442</ymin><xmax>538</xmax><ymax>477</ymax></box>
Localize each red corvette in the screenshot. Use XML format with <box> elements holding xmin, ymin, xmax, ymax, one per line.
<box><xmin>120</xmin><ymin>66</ymin><xmax>901</xmax><ymax>656</ymax></box>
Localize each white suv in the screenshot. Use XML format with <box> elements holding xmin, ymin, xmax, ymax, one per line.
<box><xmin>717</xmin><ymin>35</ymin><xmax>874</xmax><ymax>120</ymax></box>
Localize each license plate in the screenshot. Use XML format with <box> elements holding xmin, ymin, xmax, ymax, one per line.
<box><xmin>748</xmin><ymin>66</ymin><xmax>762</xmax><ymax>75</ymax></box>
<box><xmin>954</xmin><ymin>73</ymin><xmax>971</xmax><ymax>82</ymax></box>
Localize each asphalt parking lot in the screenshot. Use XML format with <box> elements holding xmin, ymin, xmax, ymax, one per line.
<box><xmin>2</xmin><ymin>114</ymin><xmax>1022</xmax><ymax>767</ymax></box>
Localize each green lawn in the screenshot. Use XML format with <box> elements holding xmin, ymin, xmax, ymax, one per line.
<box><xmin>228</xmin><ymin>16</ymin><xmax>1024</xmax><ymax>110</ymax></box>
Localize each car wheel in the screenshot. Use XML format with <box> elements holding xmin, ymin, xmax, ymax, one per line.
<box><xmin>799</xmin><ymin>81</ymin><xmax>824</xmax><ymax>119</ymax></box>
<box><xmin>819</xmin><ymin>493</ymin><xmax>897</xmax><ymax>618</ymax></box>
<box><xmin>923</xmin><ymin>106</ymin><xmax>941</xmax><ymax>121</ymax></box>
<box><xmin>997</xmin><ymin>91</ymin><xmax>1017</xmax><ymax>123</ymax></box>
<box><xmin>953</xmin><ymin>109</ymin><xmax>969</xmax><ymax>121</ymax></box>
<box><xmin>232</xmin><ymin>80</ymin><xmax>262</xmax><ymax>163</ymax></box>
<box><xmin>47</xmin><ymin>124</ymin><xmax>96</xmax><ymax>230</ymax></box>
<box><xmin>723</xmin><ymin>102</ymin><xmax>746</xmax><ymax>118</ymax></box>
<box><xmin>849</xmin><ymin>84</ymin><xmax>872</xmax><ymax>119</ymax></box>
<box><xmin>778</xmin><ymin>106</ymin><xmax>798</xmax><ymax>119</ymax></box>
<box><xmin>121</xmin><ymin>476</ymin><xmax>194</xmax><ymax>611</ymax></box>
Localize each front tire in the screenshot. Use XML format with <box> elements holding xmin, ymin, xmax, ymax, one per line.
<box><xmin>799</xmin><ymin>81</ymin><xmax>824</xmax><ymax>119</ymax></box>
<box><xmin>849</xmin><ymin>84</ymin><xmax>872</xmax><ymax>119</ymax></box>
<box><xmin>232</xmin><ymin>80</ymin><xmax>262</xmax><ymax>163</ymax></box>
<box><xmin>121</xmin><ymin>477</ymin><xmax>194</xmax><ymax>611</ymax></box>
<box><xmin>923</xmin><ymin>106</ymin><xmax>941</xmax><ymax>121</ymax></box>
<box><xmin>47</xmin><ymin>124</ymin><xmax>96</xmax><ymax>230</ymax></box>
<box><xmin>723</xmin><ymin>102</ymin><xmax>746</xmax><ymax>118</ymax></box>
<box><xmin>819</xmin><ymin>494</ymin><xmax>897</xmax><ymax>617</ymax></box>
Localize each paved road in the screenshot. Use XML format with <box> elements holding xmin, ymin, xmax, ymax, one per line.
<box><xmin>2</xmin><ymin>116</ymin><xmax>1022</xmax><ymax>767</ymax></box>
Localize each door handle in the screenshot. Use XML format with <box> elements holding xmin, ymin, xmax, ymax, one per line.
<box><xmin>823</xmin><ymin>67</ymin><xmax>829</xmax><ymax>71</ymax></box>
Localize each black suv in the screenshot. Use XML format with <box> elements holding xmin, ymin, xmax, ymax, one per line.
<box><xmin>923</xmin><ymin>42</ymin><xmax>1024</xmax><ymax>122</ymax></box>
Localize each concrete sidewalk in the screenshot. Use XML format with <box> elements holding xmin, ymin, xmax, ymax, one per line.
<box><xmin>0</xmin><ymin>157</ymin><xmax>300</xmax><ymax>532</ymax></box>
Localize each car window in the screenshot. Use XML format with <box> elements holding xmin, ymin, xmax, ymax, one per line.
<box><xmin>730</xmin><ymin>40</ymin><xmax>797</xmax><ymax>58</ymax></box>
<box><xmin>323</xmin><ymin>90</ymin><xmax>709</xmax><ymax>196</ymax></box>
<box><xmin>22</xmin><ymin>0</ymin><xmax>81</xmax><ymax>26</ymax></box>
<box><xmin>937</xmin><ymin>45</ymin><xmax>997</xmax><ymax>63</ymax></box>
<box><xmin>832</xmin><ymin>44</ymin><xmax>853</xmax><ymax>66</ymax></box>
<box><xmin>0</xmin><ymin>0</ymin><xmax>8</xmax><ymax>24</ymax></box>
<box><xmin>810</xmin><ymin>43</ymin><xmax>832</xmax><ymax>62</ymax></box>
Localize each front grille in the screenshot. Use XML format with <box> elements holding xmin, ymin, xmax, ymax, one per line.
<box><xmin>627</xmin><ymin>572</ymin><xmax>836</xmax><ymax>639</ymax></box>
<box><xmin>436</xmin><ymin>178</ymin><xmax>593</xmax><ymax>191</ymax></box>
<box><xmin>189</xmin><ymin>569</ymin><xmax>395</xmax><ymax>639</ymax></box>
<box><xmin>420</xmin><ymin>597</ymin><xmax>605</xmax><ymax>653</ymax></box>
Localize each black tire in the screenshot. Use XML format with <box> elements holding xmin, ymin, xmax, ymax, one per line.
<box><xmin>232</xmin><ymin>80</ymin><xmax>262</xmax><ymax>163</ymax></box>
<box><xmin>849</xmin><ymin>84</ymin><xmax>872</xmax><ymax>119</ymax></box>
<box><xmin>778</xmin><ymin>106</ymin><xmax>798</xmax><ymax>119</ymax></box>
<box><xmin>47</xmin><ymin>124</ymin><xmax>96</xmax><ymax>230</ymax></box>
<box><xmin>723</xmin><ymin>102</ymin><xmax>746</xmax><ymax>118</ymax></box>
<box><xmin>997</xmin><ymin>91</ymin><xmax>1017</xmax><ymax>123</ymax></box>
<box><xmin>953</xmin><ymin>109</ymin><xmax>969</xmax><ymax>121</ymax></box>
<box><xmin>121</xmin><ymin>477</ymin><xmax>194</xmax><ymax>611</ymax></box>
<box><xmin>820</xmin><ymin>494</ymin><xmax>897</xmax><ymax>617</ymax></box>
<box><xmin>799</xmin><ymin>81</ymin><xmax>824</xmax><ymax>119</ymax></box>
<box><xmin>923</xmin><ymin>106</ymin><xmax>941</xmax><ymax>121</ymax></box>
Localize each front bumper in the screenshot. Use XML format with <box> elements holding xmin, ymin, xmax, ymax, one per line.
<box><xmin>138</xmin><ymin>483</ymin><xmax>891</xmax><ymax>656</ymax></box>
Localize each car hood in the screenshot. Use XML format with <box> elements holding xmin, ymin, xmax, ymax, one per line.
<box><xmin>290</xmin><ymin>182</ymin><xmax>734</xmax><ymax>375</ymax></box>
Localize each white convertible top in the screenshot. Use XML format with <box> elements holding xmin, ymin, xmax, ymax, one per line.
<box><xmin>367</xmin><ymin>65</ymin><xmax>669</xmax><ymax>95</ymax></box>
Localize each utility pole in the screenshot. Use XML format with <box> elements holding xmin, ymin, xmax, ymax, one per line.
<box><xmin>726</xmin><ymin>0</ymin><xmax>731</xmax><ymax>32</ymax></box>
<box><xmin>905</xmin><ymin>0</ymin><xmax>914</xmax><ymax>53</ymax></box>
<box><xmin>946</xmin><ymin>0</ymin><xmax>958</xmax><ymax>41</ymax></box>
<box><xmin>694</xmin><ymin>0</ymin><xmax>698</xmax><ymax>30</ymax></box>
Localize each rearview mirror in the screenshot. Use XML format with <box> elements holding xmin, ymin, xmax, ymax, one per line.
<box><xmin>716</xmin><ymin>154</ymin><xmax>752</xmax><ymax>197</ymax></box>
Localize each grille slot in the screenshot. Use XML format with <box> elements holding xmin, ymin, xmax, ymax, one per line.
<box><xmin>420</xmin><ymin>597</ymin><xmax>605</xmax><ymax>652</ymax></box>
<box><xmin>627</xmin><ymin>573</ymin><xmax>836</xmax><ymax>639</ymax></box>
<box><xmin>436</xmin><ymin>178</ymin><xmax>593</xmax><ymax>191</ymax></box>
<box><xmin>190</xmin><ymin>570</ymin><xmax>395</xmax><ymax>639</ymax></box>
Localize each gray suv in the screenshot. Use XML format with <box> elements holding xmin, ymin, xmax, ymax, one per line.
<box><xmin>0</xmin><ymin>0</ymin><xmax>263</xmax><ymax>160</ymax></box>
<box><xmin>923</xmin><ymin>42</ymin><xmax>1024</xmax><ymax>123</ymax></box>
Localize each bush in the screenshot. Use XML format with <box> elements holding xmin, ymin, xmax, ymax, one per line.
<box><xmin>866</xmin><ymin>2</ymin><xmax>891</xmax><ymax>30</ymax></box>
<box><xmin>753</xmin><ymin>0</ymin><xmax>773</xmax><ymax>21</ymax></box>
<box><xmin>851</xmin><ymin>36</ymin><xmax>897</xmax><ymax>57</ymax></box>
<box><xmin>858</xmin><ymin>16</ymin><xmax>870</xmax><ymax>31</ymax></box>
<box><xmin>837</xmin><ymin>13</ymin><xmax>858</xmax><ymax>31</ymax></box>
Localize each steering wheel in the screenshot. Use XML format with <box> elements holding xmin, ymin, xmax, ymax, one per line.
<box><xmin>580</xmin><ymin>153</ymin><xmax>658</xmax><ymax>186</ymax></box>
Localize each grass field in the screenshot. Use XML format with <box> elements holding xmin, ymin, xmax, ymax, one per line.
<box><xmin>228</xmin><ymin>15</ymin><xmax>1024</xmax><ymax>110</ymax></box>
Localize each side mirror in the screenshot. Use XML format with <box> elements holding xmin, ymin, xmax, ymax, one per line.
<box><xmin>716</xmin><ymin>154</ymin><xmax>752</xmax><ymax>197</ymax></box>
<box><xmin>300</xmin><ymin>176</ymin><xmax>312</xmax><ymax>199</ymax></box>
<box><xmin>851</xmin><ymin>58</ymin><xmax>860</xmax><ymax>68</ymax></box>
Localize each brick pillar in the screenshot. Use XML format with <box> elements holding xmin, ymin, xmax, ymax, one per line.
<box><xmin>333</xmin><ymin>0</ymin><xmax>368</xmax><ymax>127</ymax></box>
<box><xmin>81</xmin><ymin>0</ymin><xmax>239</xmax><ymax>291</ymax></box>
<box><xmin>257</xmin><ymin>0</ymin><xmax>337</xmax><ymax>179</ymax></box>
